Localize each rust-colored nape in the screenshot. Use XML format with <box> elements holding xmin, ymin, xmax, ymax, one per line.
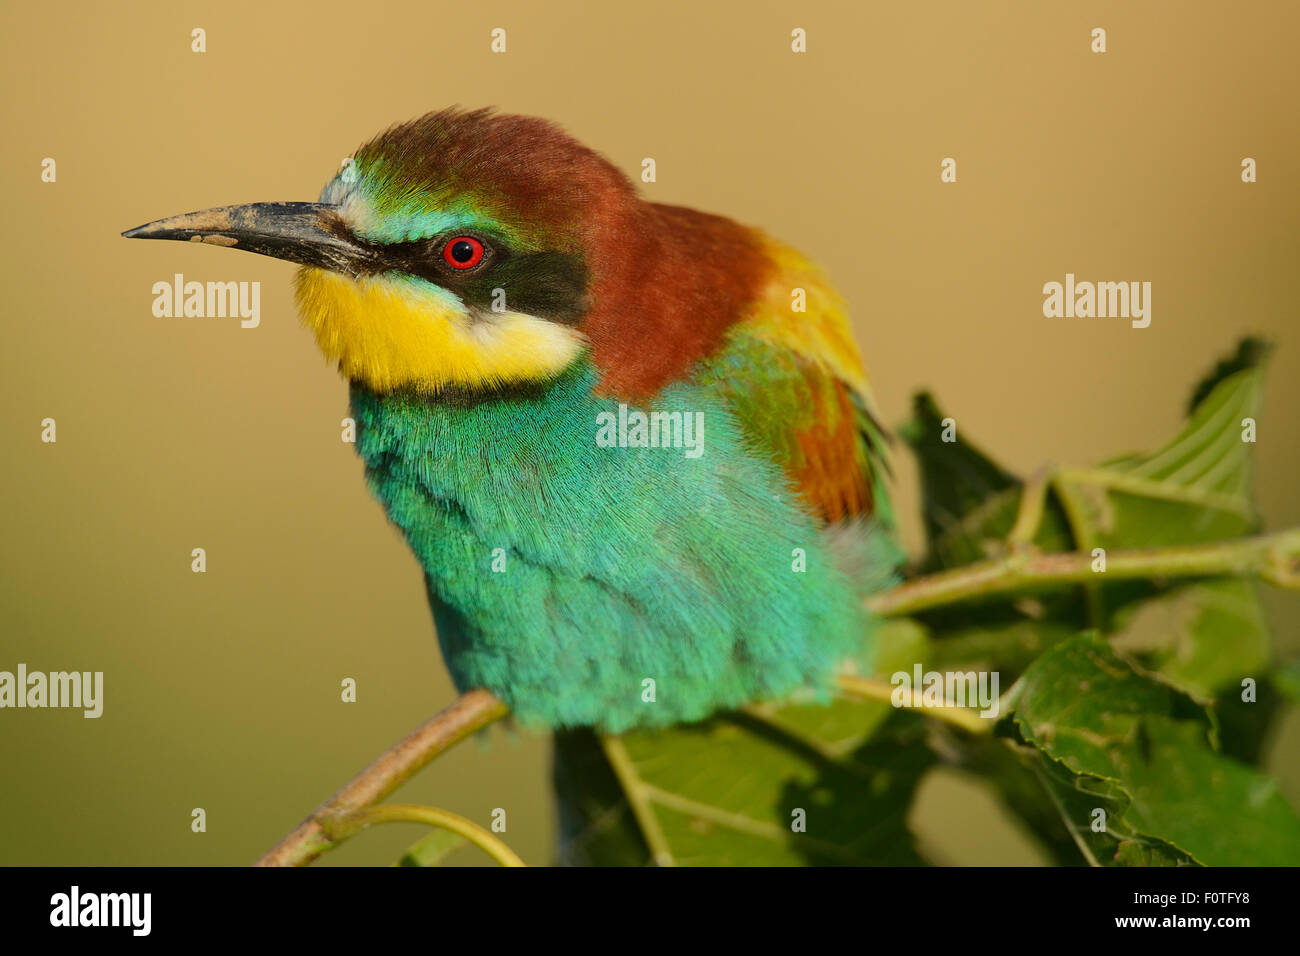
<box><xmin>579</xmin><ymin>202</ymin><xmax>774</xmax><ymax>401</ymax></box>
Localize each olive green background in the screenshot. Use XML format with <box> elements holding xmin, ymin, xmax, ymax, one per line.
<box><xmin>2</xmin><ymin>0</ymin><xmax>1297</xmax><ymax>866</ymax></box>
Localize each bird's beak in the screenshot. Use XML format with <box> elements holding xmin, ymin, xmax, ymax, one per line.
<box><xmin>122</xmin><ymin>201</ymin><xmax>374</xmax><ymax>275</ymax></box>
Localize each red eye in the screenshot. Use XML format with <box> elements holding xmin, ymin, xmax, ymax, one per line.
<box><xmin>442</xmin><ymin>236</ymin><xmax>485</xmax><ymax>269</ymax></box>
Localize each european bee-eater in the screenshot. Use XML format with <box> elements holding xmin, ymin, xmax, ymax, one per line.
<box><xmin>124</xmin><ymin>108</ymin><xmax>897</xmax><ymax>732</ymax></box>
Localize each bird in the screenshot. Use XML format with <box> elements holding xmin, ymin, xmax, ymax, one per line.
<box><xmin>124</xmin><ymin>107</ymin><xmax>899</xmax><ymax>734</ymax></box>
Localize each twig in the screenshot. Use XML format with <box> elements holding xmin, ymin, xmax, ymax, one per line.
<box><xmin>320</xmin><ymin>804</ymin><xmax>525</xmax><ymax>867</ymax></box>
<box><xmin>837</xmin><ymin>675</ymin><xmax>992</xmax><ymax>733</ymax></box>
<box><xmin>867</xmin><ymin>528</ymin><xmax>1300</xmax><ymax>618</ymax></box>
<box><xmin>1006</xmin><ymin>465</ymin><xmax>1053</xmax><ymax>547</ymax></box>
<box><xmin>1048</xmin><ymin>474</ymin><xmax>1104</xmax><ymax>624</ymax></box>
<box><xmin>255</xmin><ymin>688</ymin><xmax>508</xmax><ymax>867</ymax></box>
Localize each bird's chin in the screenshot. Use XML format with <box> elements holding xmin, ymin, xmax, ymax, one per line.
<box><xmin>292</xmin><ymin>267</ymin><xmax>588</xmax><ymax>395</ymax></box>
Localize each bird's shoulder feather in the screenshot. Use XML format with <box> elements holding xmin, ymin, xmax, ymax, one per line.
<box><xmin>694</xmin><ymin>239</ymin><xmax>890</xmax><ymax>525</ymax></box>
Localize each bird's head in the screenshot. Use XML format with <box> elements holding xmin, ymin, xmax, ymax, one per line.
<box><xmin>125</xmin><ymin>108</ymin><xmax>770</xmax><ymax>399</ymax></box>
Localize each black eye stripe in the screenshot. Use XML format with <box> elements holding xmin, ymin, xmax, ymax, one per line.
<box><xmin>359</xmin><ymin>232</ymin><xmax>493</xmax><ymax>277</ymax></box>
<box><xmin>355</xmin><ymin>234</ymin><xmax>591</xmax><ymax>324</ymax></box>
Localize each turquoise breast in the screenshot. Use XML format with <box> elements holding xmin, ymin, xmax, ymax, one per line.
<box><xmin>350</xmin><ymin>359</ymin><xmax>881</xmax><ymax>732</ymax></box>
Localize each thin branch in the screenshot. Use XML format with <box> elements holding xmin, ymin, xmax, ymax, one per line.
<box><xmin>837</xmin><ymin>675</ymin><xmax>992</xmax><ymax>733</ymax></box>
<box><xmin>868</xmin><ymin>528</ymin><xmax>1300</xmax><ymax>618</ymax></box>
<box><xmin>320</xmin><ymin>804</ymin><xmax>526</xmax><ymax>867</ymax></box>
<box><xmin>1006</xmin><ymin>464</ymin><xmax>1053</xmax><ymax>546</ymax></box>
<box><xmin>255</xmin><ymin>688</ymin><xmax>509</xmax><ymax>867</ymax></box>
<box><xmin>1049</xmin><ymin>473</ymin><xmax>1104</xmax><ymax>624</ymax></box>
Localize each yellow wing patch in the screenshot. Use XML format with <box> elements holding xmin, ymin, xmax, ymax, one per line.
<box><xmin>744</xmin><ymin>241</ymin><xmax>872</xmax><ymax>401</ymax></box>
<box><xmin>720</xmin><ymin>237</ymin><xmax>883</xmax><ymax>523</ymax></box>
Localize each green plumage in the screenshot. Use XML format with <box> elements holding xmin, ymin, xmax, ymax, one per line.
<box><xmin>353</xmin><ymin>349</ymin><xmax>897</xmax><ymax>732</ymax></box>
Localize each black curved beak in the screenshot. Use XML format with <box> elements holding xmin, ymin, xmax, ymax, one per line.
<box><xmin>122</xmin><ymin>201</ymin><xmax>374</xmax><ymax>275</ymax></box>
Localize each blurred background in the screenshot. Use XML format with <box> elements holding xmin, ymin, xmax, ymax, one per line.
<box><xmin>2</xmin><ymin>0</ymin><xmax>1297</xmax><ymax>866</ymax></box>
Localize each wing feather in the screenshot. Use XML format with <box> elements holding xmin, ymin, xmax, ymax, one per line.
<box><xmin>695</xmin><ymin>240</ymin><xmax>889</xmax><ymax>526</ymax></box>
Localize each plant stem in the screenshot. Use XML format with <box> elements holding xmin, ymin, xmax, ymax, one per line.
<box><xmin>255</xmin><ymin>688</ymin><xmax>508</xmax><ymax>867</ymax></box>
<box><xmin>599</xmin><ymin>735</ymin><xmax>676</xmax><ymax>866</ymax></box>
<box><xmin>837</xmin><ymin>675</ymin><xmax>993</xmax><ymax>733</ymax></box>
<box><xmin>867</xmin><ymin>528</ymin><xmax>1300</xmax><ymax>618</ymax></box>
<box><xmin>1049</xmin><ymin>474</ymin><xmax>1105</xmax><ymax>625</ymax></box>
<box><xmin>1006</xmin><ymin>465</ymin><xmax>1052</xmax><ymax>546</ymax></box>
<box><xmin>320</xmin><ymin>804</ymin><xmax>526</xmax><ymax>867</ymax></box>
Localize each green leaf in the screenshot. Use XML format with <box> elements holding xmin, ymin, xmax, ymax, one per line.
<box><xmin>1025</xmin><ymin>343</ymin><xmax>1267</xmax><ymax>630</ymax></box>
<box><xmin>1075</xmin><ymin>355</ymin><xmax>1264</xmax><ymax>552</ymax></box>
<box><xmin>1186</xmin><ymin>337</ymin><xmax>1271</xmax><ymax>414</ymax></box>
<box><xmin>1274</xmin><ymin>661</ymin><xmax>1300</xmax><ymax>703</ymax></box>
<box><xmin>1082</xmin><ymin>339</ymin><xmax>1267</xmax><ymax>552</ymax></box>
<box><xmin>904</xmin><ymin>338</ymin><xmax>1274</xmax><ymax>679</ymax></box>
<box><xmin>899</xmin><ymin>391</ymin><xmax>1087</xmax><ymax>574</ymax></box>
<box><xmin>394</xmin><ymin>828</ymin><xmax>466</xmax><ymax>867</ymax></box>
<box><xmin>552</xmin><ymin>728</ymin><xmax>651</xmax><ymax>866</ymax></box>
<box><xmin>897</xmin><ymin>392</ymin><xmax>1022</xmax><ymax>562</ymax></box>
<box><xmin>1110</xmin><ymin>578</ymin><xmax>1270</xmax><ymax>698</ymax></box>
<box><xmin>957</xmin><ymin>733</ymin><xmax>1109</xmax><ymax>865</ymax></box>
<box><xmin>1214</xmin><ymin>676</ymin><xmax>1287</xmax><ymax>766</ymax></box>
<box><xmin>898</xmin><ymin>391</ymin><xmax>1084</xmax><ymax>661</ymax></box>
<box><xmin>927</xmin><ymin>615</ymin><xmax>1078</xmax><ymax>678</ymax></box>
<box><xmin>902</xmin><ymin>338</ymin><xmax>1268</xmax><ymax>581</ymax></box>
<box><xmin>1019</xmin><ymin>743</ymin><xmax>1199</xmax><ymax>867</ymax></box>
<box><xmin>553</xmin><ymin>621</ymin><xmax>937</xmax><ymax>866</ymax></box>
<box><xmin>1004</xmin><ymin>633</ymin><xmax>1300</xmax><ymax>866</ymax></box>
